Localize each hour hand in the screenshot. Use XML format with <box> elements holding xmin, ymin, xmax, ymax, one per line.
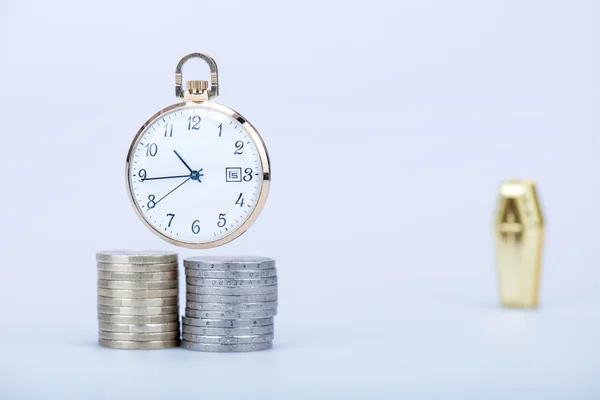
<box><xmin>174</xmin><ymin>150</ymin><xmax>202</xmax><ymax>184</ymax></box>
<box><xmin>173</xmin><ymin>150</ymin><xmax>193</xmax><ymax>172</ymax></box>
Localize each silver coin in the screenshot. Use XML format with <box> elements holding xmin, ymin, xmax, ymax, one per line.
<box><xmin>99</xmin><ymin>338</ymin><xmax>179</xmax><ymax>349</ymax></box>
<box><xmin>185</xmin><ymin>293</ymin><xmax>277</xmax><ymax>304</ymax></box>
<box><xmin>98</xmin><ymin>271</ymin><xmax>178</xmax><ymax>281</ymax></box>
<box><xmin>182</xmin><ymin>316</ymin><xmax>273</xmax><ymax>328</ymax></box>
<box><xmin>97</xmin><ymin>251</ymin><xmax>178</xmax><ymax>265</ymax></box>
<box><xmin>97</xmin><ymin>262</ymin><xmax>178</xmax><ymax>272</ymax></box>
<box><xmin>184</xmin><ymin>268</ymin><xmax>277</xmax><ymax>279</ymax></box>
<box><xmin>98</xmin><ymin>280</ymin><xmax>178</xmax><ymax>290</ymax></box>
<box><xmin>98</xmin><ymin>296</ymin><xmax>178</xmax><ymax>307</ymax></box>
<box><xmin>98</xmin><ymin>321</ymin><xmax>180</xmax><ymax>333</ymax></box>
<box><xmin>182</xmin><ymin>333</ymin><xmax>273</xmax><ymax>344</ymax></box>
<box><xmin>186</xmin><ymin>301</ymin><xmax>277</xmax><ymax>312</ymax></box>
<box><xmin>100</xmin><ymin>330</ymin><xmax>180</xmax><ymax>341</ymax></box>
<box><xmin>184</xmin><ymin>256</ymin><xmax>275</xmax><ymax>270</ymax></box>
<box><xmin>98</xmin><ymin>313</ymin><xmax>179</xmax><ymax>324</ymax></box>
<box><xmin>182</xmin><ymin>324</ymin><xmax>274</xmax><ymax>336</ymax></box>
<box><xmin>185</xmin><ymin>308</ymin><xmax>277</xmax><ymax>319</ymax></box>
<box><xmin>98</xmin><ymin>305</ymin><xmax>179</xmax><ymax>316</ymax></box>
<box><xmin>187</xmin><ymin>284</ymin><xmax>277</xmax><ymax>296</ymax></box>
<box><xmin>181</xmin><ymin>340</ymin><xmax>272</xmax><ymax>352</ymax></box>
<box><xmin>98</xmin><ymin>288</ymin><xmax>178</xmax><ymax>298</ymax></box>
<box><xmin>186</xmin><ymin>276</ymin><xmax>277</xmax><ymax>287</ymax></box>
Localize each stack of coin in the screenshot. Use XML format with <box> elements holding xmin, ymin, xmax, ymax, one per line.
<box><xmin>182</xmin><ymin>256</ymin><xmax>277</xmax><ymax>352</ymax></box>
<box><xmin>96</xmin><ymin>251</ymin><xmax>180</xmax><ymax>350</ymax></box>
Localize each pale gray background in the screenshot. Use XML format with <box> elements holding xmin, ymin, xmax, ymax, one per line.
<box><xmin>0</xmin><ymin>0</ymin><xmax>598</xmax><ymax>398</ymax></box>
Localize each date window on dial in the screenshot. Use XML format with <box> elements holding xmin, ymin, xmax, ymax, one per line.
<box><xmin>226</xmin><ymin>167</ymin><xmax>242</xmax><ymax>182</ymax></box>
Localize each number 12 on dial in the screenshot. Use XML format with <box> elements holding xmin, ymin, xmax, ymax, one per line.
<box><xmin>125</xmin><ymin>52</ymin><xmax>271</xmax><ymax>249</ymax></box>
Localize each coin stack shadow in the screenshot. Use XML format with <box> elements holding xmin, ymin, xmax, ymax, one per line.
<box><xmin>182</xmin><ymin>256</ymin><xmax>277</xmax><ymax>352</ymax></box>
<box><xmin>96</xmin><ymin>251</ymin><xmax>180</xmax><ymax>350</ymax></box>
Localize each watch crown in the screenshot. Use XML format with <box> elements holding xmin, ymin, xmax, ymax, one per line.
<box><xmin>186</xmin><ymin>80</ymin><xmax>209</xmax><ymax>94</ymax></box>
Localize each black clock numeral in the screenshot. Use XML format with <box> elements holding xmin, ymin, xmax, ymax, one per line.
<box><xmin>234</xmin><ymin>141</ymin><xmax>244</xmax><ymax>155</ymax></box>
<box><xmin>191</xmin><ymin>220</ymin><xmax>201</xmax><ymax>234</ymax></box>
<box><xmin>187</xmin><ymin>115</ymin><xmax>201</xmax><ymax>130</ymax></box>
<box><xmin>166</xmin><ymin>213</ymin><xmax>175</xmax><ymax>227</ymax></box>
<box><xmin>164</xmin><ymin>123</ymin><xmax>173</xmax><ymax>137</ymax></box>
<box><xmin>146</xmin><ymin>143</ymin><xmax>158</xmax><ymax>157</ymax></box>
<box><xmin>243</xmin><ymin>168</ymin><xmax>253</xmax><ymax>182</ymax></box>
<box><xmin>147</xmin><ymin>195</ymin><xmax>156</xmax><ymax>209</ymax></box>
<box><xmin>217</xmin><ymin>213</ymin><xmax>227</xmax><ymax>228</ymax></box>
<box><xmin>235</xmin><ymin>193</ymin><xmax>245</xmax><ymax>207</ymax></box>
<box><xmin>218</xmin><ymin>123</ymin><xmax>223</xmax><ymax>137</ymax></box>
<box><xmin>138</xmin><ymin>169</ymin><xmax>147</xmax><ymax>182</ymax></box>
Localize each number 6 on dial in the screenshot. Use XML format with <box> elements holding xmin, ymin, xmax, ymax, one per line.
<box><xmin>125</xmin><ymin>52</ymin><xmax>271</xmax><ymax>248</ymax></box>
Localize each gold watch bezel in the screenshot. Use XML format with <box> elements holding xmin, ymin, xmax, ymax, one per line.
<box><xmin>125</xmin><ymin>100</ymin><xmax>271</xmax><ymax>249</ymax></box>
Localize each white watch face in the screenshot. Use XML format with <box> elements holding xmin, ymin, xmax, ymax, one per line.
<box><xmin>127</xmin><ymin>105</ymin><xmax>266</xmax><ymax>246</ymax></box>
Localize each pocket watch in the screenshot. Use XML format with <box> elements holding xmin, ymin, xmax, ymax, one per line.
<box><xmin>126</xmin><ymin>53</ymin><xmax>271</xmax><ymax>249</ymax></box>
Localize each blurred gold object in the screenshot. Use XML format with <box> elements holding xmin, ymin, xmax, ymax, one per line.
<box><xmin>494</xmin><ymin>179</ymin><xmax>545</xmax><ymax>308</ymax></box>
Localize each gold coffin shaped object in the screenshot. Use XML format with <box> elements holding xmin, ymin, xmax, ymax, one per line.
<box><xmin>494</xmin><ymin>180</ymin><xmax>545</xmax><ymax>308</ymax></box>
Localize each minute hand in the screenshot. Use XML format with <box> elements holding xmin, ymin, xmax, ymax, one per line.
<box><xmin>144</xmin><ymin>174</ymin><xmax>189</xmax><ymax>181</ymax></box>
